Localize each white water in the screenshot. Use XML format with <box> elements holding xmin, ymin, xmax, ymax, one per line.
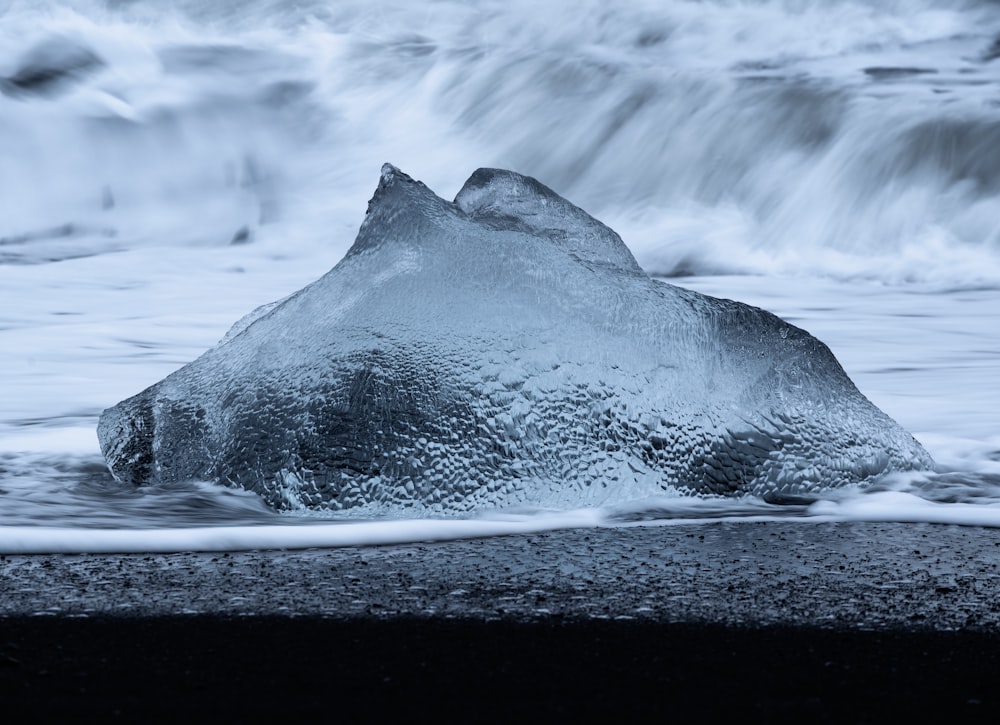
<box><xmin>1</xmin><ymin>0</ymin><xmax>999</xmax><ymax>552</ymax></box>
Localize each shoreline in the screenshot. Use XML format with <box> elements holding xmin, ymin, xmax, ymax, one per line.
<box><xmin>4</xmin><ymin>521</ymin><xmax>1000</xmax><ymax>716</ymax></box>
<box><xmin>3</xmin><ymin>521</ymin><xmax>999</xmax><ymax>626</ymax></box>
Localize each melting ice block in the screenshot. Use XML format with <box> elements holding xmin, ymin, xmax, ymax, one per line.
<box><xmin>98</xmin><ymin>165</ymin><xmax>933</xmax><ymax>514</ymax></box>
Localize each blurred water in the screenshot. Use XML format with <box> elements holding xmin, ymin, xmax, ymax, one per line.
<box><xmin>1</xmin><ymin>0</ymin><xmax>999</xmax><ymax>550</ymax></box>
<box><xmin>2</xmin><ymin>0</ymin><xmax>999</xmax><ymax>277</ymax></box>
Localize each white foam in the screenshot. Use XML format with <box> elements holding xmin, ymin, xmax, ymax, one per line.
<box><xmin>8</xmin><ymin>489</ymin><xmax>1000</xmax><ymax>555</ymax></box>
<box><xmin>810</xmin><ymin>491</ymin><xmax>1000</xmax><ymax>528</ymax></box>
<box><xmin>0</xmin><ymin>509</ymin><xmax>603</xmax><ymax>554</ymax></box>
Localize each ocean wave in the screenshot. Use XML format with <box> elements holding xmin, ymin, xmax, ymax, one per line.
<box><xmin>0</xmin><ymin>0</ymin><xmax>997</xmax><ymax>281</ymax></box>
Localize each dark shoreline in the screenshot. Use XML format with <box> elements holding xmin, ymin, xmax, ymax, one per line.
<box><xmin>4</xmin><ymin>521</ymin><xmax>1000</xmax><ymax>717</ymax></box>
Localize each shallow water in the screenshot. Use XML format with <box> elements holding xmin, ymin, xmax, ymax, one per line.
<box><xmin>1</xmin><ymin>0</ymin><xmax>999</xmax><ymax>551</ymax></box>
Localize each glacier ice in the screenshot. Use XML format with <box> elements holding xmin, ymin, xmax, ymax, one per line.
<box><xmin>97</xmin><ymin>164</ymin><xmax>934</xmax><ymax>514</ymax></box>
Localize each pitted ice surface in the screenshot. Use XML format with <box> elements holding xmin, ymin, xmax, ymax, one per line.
<box><xmin>97</xmin><ymin>165</ymin><xmax>933</xmax><ymax>515</ymax></box>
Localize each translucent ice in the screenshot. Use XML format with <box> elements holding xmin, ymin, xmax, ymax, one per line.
<box><xmin>97</xmin><ymin>165</ymin><xmax>934</xmax><ymax>515</ymax></box>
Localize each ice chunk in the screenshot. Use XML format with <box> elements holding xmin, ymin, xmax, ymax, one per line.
<box><xmin>97</xmin><ymin>164</ymin><xmax>934</xmax><ymax>515</ymax></box>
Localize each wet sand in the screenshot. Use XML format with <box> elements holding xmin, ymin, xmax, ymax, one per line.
<box><xmin>3</xmin><ymin>521</ymin><xmax>1000</xmax><ymax>717</ymax></box>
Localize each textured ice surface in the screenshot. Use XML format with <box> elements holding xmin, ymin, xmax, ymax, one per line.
<box><xmin>98</xmin><ymin>165</ymin><xmax>933</xmax><ymax>515</ymax></box>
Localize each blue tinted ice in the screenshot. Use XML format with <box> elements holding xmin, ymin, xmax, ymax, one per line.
<box><xmin>97</xmin><ymin>165</ymin><xmax>934</xmax><ymax>515</ymax></box>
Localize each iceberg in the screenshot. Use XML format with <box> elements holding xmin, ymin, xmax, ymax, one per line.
<box><xmin>98</xmin><ymin>165</ymin><xmax>933</xmax><ymax>514</ymax></box>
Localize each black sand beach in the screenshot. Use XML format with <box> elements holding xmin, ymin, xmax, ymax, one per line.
<box><xmin>4</xmin><ymin>521</ymin><xmax>1000</xmax><ymax>719</ymax></box>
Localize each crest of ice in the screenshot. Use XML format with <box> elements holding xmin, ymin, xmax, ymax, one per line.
<box><xmin>97</xmin><ymin>165</ymin><xmax>933</xmax><ymax>515</ymax></box>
